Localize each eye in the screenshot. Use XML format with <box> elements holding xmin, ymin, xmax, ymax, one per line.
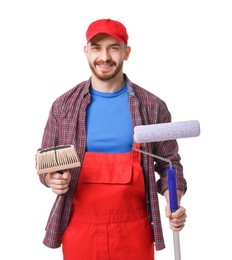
<box><xmin>110</xmin><ymin>46</ymin><xmax>119</xmax><ymax>51</ymax></box>
<box><xmin>91</xmin><ymin>45</ymin><xmax>100</xmax><ymax>51</ymax></box>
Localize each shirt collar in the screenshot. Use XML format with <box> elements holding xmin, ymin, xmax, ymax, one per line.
<box><xmin>82</xmin><ymin>73</ymin><xmax>136</xmax><ymax>98</ymax></box>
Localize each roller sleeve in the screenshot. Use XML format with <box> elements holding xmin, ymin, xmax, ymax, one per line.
<box><xmin>134</xmin><ymin>120</ymin><xmax>200</xmax><ymax>143</ymax></box>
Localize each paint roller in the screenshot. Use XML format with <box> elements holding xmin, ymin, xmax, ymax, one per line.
<box><xmin>133</xmin><ymin>120</ymin><xmax>200</xmax><ymax>260</ymax></box>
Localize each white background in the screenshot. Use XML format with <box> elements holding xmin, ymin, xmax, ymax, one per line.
<box><xmin>0</xmin><ymin>0</ymin><xmax>231</xmax><ymax>259</ymax></box>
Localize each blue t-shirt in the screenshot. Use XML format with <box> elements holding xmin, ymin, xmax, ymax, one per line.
<box><xmin>86</xmin><ymin>85</ymin><xmax>134</xmax><ymax>153</ymax></box>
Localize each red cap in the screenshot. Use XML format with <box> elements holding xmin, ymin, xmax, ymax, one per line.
<box><xmin>86</xmin><ymin>19</ymin><xmax>128</xmax><ymax>45</ymax></box>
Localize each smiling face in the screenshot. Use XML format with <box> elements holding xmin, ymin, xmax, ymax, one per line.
<box><xmin>84</xmin><ymin>34</ymin><xmax>131</xmax><ymax>82</ymax></box>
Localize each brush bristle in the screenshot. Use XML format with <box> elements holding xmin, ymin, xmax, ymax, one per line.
<box><xmin>36</xmin><ymin>145</ymin><xmax>80</xmax><ymax>174</ymax></box>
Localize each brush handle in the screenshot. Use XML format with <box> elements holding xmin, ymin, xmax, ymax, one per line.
<box><xmin>57</xmin><ymin>171</ymin><xmax>67</xmax><ymax>196</ymax></box>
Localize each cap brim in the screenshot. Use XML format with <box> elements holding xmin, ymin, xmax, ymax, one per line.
<box><xmin>87</xmin><ymin>31</ymin><xmax>124</xmax><ymax>43</ymax></box>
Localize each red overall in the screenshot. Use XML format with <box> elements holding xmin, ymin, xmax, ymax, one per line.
<box><xmin>62</xmin><ymin>148</ymin><xmax>154</xmax><ymax>260</ymax></box>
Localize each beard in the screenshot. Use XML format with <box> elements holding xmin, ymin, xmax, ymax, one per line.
<box><xmin>88</xmin><ymin>60</ymin><xmax>124</xmax><ymax>81</ymax></box>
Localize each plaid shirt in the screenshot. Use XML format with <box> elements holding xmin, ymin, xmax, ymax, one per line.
<box><xmin>39</xmin><ymin>74</ymin><xmax>187</xmax><ymax>251</ymax></box>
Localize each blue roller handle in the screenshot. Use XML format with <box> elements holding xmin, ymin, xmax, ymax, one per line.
<box><xmin>167</xmin><ymin>166</ymin><xmax>178</xmax><ymax>212</ymax></box>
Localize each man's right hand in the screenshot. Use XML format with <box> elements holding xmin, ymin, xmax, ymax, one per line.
<box><xmin>44</xmin><ymin>170</ymin><xmax>71</xmax><ymax>195</ymax></box>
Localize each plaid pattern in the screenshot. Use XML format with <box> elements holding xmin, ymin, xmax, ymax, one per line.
<box><xmin>39</xmin><ymin>74</ymin><xmax>187</xmax><ymax>251</ymax></box>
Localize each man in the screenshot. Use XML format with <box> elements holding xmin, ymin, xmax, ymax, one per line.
<box><xmin>38</xmin><ymin>18</ymin><xmax>187</xmax><ymax>260</ymax></box>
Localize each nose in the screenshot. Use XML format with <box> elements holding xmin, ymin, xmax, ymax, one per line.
<box><xmin>100</xmin><ymin>48</ymin><xmax>111</xmax><ymax>61</ymax></box>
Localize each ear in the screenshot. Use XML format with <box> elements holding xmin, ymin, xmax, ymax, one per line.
<box><xmin>124</xmin><ymin>46</ymin><xmax>131</xmax><ymax>61</ymax></box>
<box><xmin>83</xmin><ymin>45</ymin><xmax>88</xmax><ymax>56</ymax></box>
